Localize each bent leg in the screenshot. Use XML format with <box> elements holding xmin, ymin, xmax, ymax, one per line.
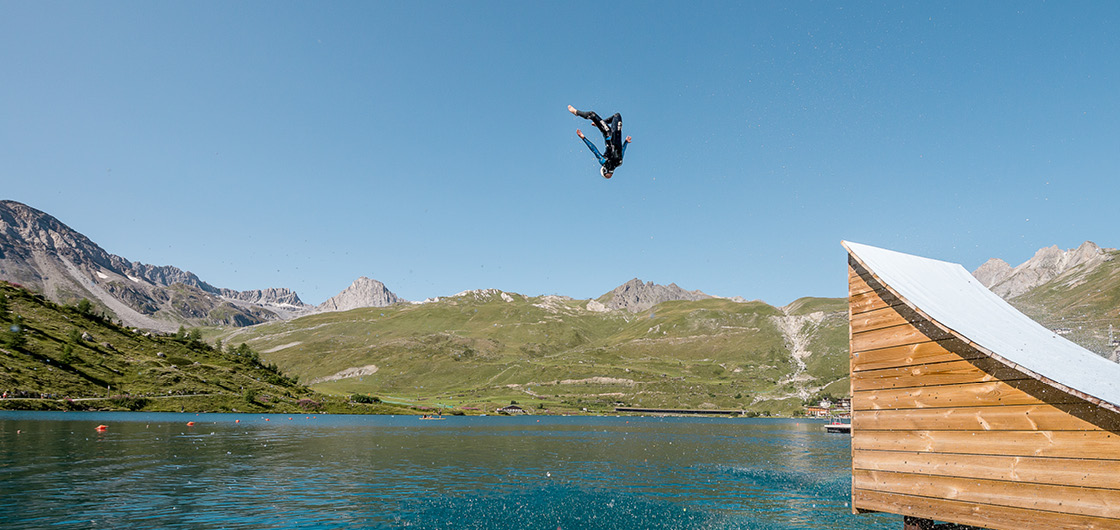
<box><xmin>575</xmin><ymin>109</ymin><xmax>611</xmax><ymax>136</ymax></box>
<box><xmin>574</xmin><ymin>109</ymin><xmax>601</xmax><ymax>122</ymax></box>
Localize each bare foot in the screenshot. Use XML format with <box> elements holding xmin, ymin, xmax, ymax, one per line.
<box><xmin>577</xmin><ymin>129</ymin><xmax>585</xmax><ymax>138</ymax></box>
<box><xmin>568</xmin><ymin>105</ymin><xmax>578</xmax><ymax>115</ymax></box>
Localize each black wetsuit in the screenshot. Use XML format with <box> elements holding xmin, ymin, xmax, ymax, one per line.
<box><xmin>575</xmin><ymin>110</ymin><xmax>627</xmax><ymax>172</ymax></box>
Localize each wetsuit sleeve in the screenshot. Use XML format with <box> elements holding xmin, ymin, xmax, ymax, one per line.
<box><xmin>621</xmin><ymin>140</ymin><xmax>628</xmax><ymax>160</ymax></box>
<box><xmin>581</xmin><ymin>136</ymin><xmax>607</xmax><ymax>165</ymax></box>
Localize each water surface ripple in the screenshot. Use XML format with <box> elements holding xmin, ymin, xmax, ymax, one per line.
<box><xmin>0</xmin><ymin>412</ymin><xmax>893</xmax><ymax>529</ymax></box>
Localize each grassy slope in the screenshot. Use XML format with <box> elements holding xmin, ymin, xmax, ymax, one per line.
<box><xmin>217</xmin><ymin>292</ymin><xmax>851</xmax><ymax>415</ymax></box>
<box><xmin>10</xmin><ymin>248</ymin><xmax>1114</xmax><ymax>416</ymax></box>
<box><xmin>0</xmin><ymin>282</ymin><xmax>413</xmax><ymax>414</ymax></box>
<box><xmin>1011</xmin><ymin>249</ymin><xmax>1120</xmax><ymax>355</ymax></box>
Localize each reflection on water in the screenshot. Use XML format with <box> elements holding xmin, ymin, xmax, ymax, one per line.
<box><xmin>0</xmin><ymin>412</ymin><xmax>893</xmax><ymax>529</ymax></box>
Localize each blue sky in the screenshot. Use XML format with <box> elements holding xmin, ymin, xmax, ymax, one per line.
<box><xmin>2</xmin><ymin>2</ymin><xmax>1118</xmax><ymax>306</ymax></box>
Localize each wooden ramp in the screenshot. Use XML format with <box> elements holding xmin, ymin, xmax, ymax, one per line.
<box><xmin>844</xmin><ymin>241</ymin><xmax>1120</xmax><ymax>530</ymax></box>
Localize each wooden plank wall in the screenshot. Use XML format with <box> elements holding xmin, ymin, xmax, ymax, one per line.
<box><xmin>848</xmin><ymin>258</ymin><xmax>1120</xmax><ymax>530</ymax></box>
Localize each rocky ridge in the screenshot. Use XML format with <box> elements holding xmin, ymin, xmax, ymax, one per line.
<box><xmin>974</xmin><ymin>241</ymin><xmax>1113</xmax><ymax>299</ymax></box>
<box><xmin>599</xmin><ymin>278</ymin><xmax>713</xmax><ymax>313</ymax></box>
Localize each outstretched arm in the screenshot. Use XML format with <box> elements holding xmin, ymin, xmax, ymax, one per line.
<box><xmin>621</xmin><ymin>136</ymin><xmax>631</xmax><ymax>159</ymax></box>
<box><xmin>580</xmin><ymin>133</ymin><xmax>607</xmax><ymax>165</ymax></box>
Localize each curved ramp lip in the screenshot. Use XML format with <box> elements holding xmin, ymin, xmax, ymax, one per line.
<box><xmin>843</xmin><ymin>240</ymin><xmax>1120</xmax><ymax>415</ymax></box>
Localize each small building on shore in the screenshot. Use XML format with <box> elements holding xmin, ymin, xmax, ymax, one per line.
<box><xmin>806</xmin><ymin>398</ymin><xmax>852</xmax><ymax>418</ymax></box>
<box><xmin>805</xmin><ymin>405</ymin><xmax>832</xmax><ymax>417</ymax></box>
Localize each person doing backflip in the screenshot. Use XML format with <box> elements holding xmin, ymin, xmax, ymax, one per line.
<box><xmin>569</xmin><ymin>105</ymin><xmax>631</xmax><ymax>179</ymax></box>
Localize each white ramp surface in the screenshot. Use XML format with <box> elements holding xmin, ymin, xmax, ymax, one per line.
<box><xmin>844</xmin><ymin>241</ymin><xmax>1120</xmax><ymax>410</ymax></box>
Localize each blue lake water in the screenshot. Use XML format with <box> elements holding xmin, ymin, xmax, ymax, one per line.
<box><xmin>0</xmin><ymin>412</ymin><xmax>894</xmax><ymax>529</ymax></box>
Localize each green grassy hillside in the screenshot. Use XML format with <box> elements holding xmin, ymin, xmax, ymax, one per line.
<box><xmin>216</xmin><ymin>291</ymin><xmax>851</xmax><ymax>415</ymax></box>
<box><xmin>1011</xmin><ymin>249</ymin><xmax>1120</xmax><ymax>355</ymax></box>
<box><xmin>0</xmin><ymin>281</ymin><xmax>412</xmax><ymax>414</ymax></box>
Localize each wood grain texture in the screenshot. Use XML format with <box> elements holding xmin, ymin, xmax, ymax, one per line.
<box><xmin>853</xmin><ymin>403</ymin><xmax>1120</xmax><ymax>431</ymax></box>
<box><xmin>853</xmin><ymin>449</ymin><xmax>1120</xmax><ymax>490</ymax></box>
<box><xmin>854</xmin><ymin>469</ymin><xmax>1120</xmax><ymax>519</ymax></box>
<box><xmin>850</xmin><ymin>306</ymin><xmax>912</xmax><ymax>334</ymax></box>
<box><xmin>852</xmin><ymin>323</ymin><xmax>941</xmax><ymax>353</ymax></box>
<box><xmin>851</xmin><ymin>339</ymin><xmax>983</xmax><ymax>372</ymax></box>
<box><xmin>851</xmin><ymin>430</ymin><xmax>1120</xmax><ymax>460</ymax></box>
<box><xmin>853</xmin><ymin>380</ymin><xmax>1080</xmax><ymax>411</ymax></box>
<box><xmin>851</xmin><ymin>359</ymin><xmax>1027</xmax><ymax>392</ymax></box>
<box><xmin>852</xmin><ymin>489</ymin><xmax>1120</xmax><ymax>530</ymax></box>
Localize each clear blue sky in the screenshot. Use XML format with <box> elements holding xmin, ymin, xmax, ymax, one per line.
<box><xmin>3</xmin><ymin>2</ymin><xmax>1118</xmax><ymax>306</ymax></box>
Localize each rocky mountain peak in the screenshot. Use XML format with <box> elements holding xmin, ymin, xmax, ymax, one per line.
<box><xmin>317</xmin><ymin>276</ymin><xmax>403</xmax><ymax>313</ymax></box>
<box><xmin>600</xmin><ymin>278</ymin><xmax>712</xmax><ymax>313</ymax></box>
<box><xmin>972</xmin><ymin>258</ymin><xmax>1013</xmax><ymax>288</ymax></box>
<box><xmin>974</xmin><ymin>241</ymin><xmax>1112</xmax><ymax>299</ymax></box>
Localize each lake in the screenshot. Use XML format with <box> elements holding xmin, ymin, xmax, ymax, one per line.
<box><xmin>0</xmin><ymin>412</ymin><xmax>893</xmax><ymax>529</ymax></box>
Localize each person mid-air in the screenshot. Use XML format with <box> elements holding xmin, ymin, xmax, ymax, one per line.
<box><xmin>569</xmin><ymin>105</ymin><xmax>631</xmax><ymax>179</ymax></box>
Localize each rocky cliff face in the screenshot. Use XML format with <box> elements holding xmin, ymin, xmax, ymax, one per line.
<box><xmin>975</xmin><ymin>242</ymin><xmax>1112</xmax><ymax>299</ymax></box>
<box><xmin>317</xmin><ymin>277</ymin><xmax>403</xmax><ymax>313</ymax></box>
<box><xmin>599</xmin><ymin>278</ymin><xmax>713</xmax><ymax>313</ymax></box>
<box><xmin>0</xmin><ymin>200</ymin><xmax>311</xmax><ymax>329</ymax></box>
<box><xmin>222</xmin><ymin>287</ymin><xmax>303</xmax><ymax>306</ymax></box>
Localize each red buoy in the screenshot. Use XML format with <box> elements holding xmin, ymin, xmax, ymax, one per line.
<box><xmin>186</xmin><ymin>421</ymin><xmax>196</xmax><ymax>426</ymax></box>
<box><xmin>95</xmin><ymin>424</ymin><xmax>108</xmax><ymax>432</ymax></box>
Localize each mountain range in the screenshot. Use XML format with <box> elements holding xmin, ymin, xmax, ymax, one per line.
<box><xmin>0</xmin><ymin>201</ymin><xmax>410</xmax><ymax>330</ymax></box>
<box><xmin>3</xmin><ymin>199</ymin><xmax>1118</xmax><ymax>413</ymax></box>
<box><xmin>212</xmin><ymin>239</ymin><xmax>1117</xmax><ymax>414</ymax></box>
<box><xmin>0</xmin><ymin>200</ymin><xmax>736</xmax><ymax>331</ymax></box>
<box><xmin>4</xmin><ymin>200</ymin><xmax>1117</xmax><ymax>352</ymax></box>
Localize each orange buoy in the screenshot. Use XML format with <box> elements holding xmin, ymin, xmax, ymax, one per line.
<box><xmin>264</xmin><ymin>418</ymin><xmax>270</xmax><ymax>421</ymax></box>
<box><xmin>186</xmin><ymin>421</ymin><xmax>196</xmax><ymax>426</ymax></box>
<box><xmin>235</xmin><ymin>419</ymin><xmax>240</xmax><ymax>423</ymax></box>
<box><xmin>95</xmin><ymin>424</ymin><xmax>108</xmax><ymax>432</ymax></box>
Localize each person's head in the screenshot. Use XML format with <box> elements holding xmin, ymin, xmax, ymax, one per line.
<box><xmin>601</xmin><ymin>166</ymin><xmax>613</xmax><ymax>179</ymax></box>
